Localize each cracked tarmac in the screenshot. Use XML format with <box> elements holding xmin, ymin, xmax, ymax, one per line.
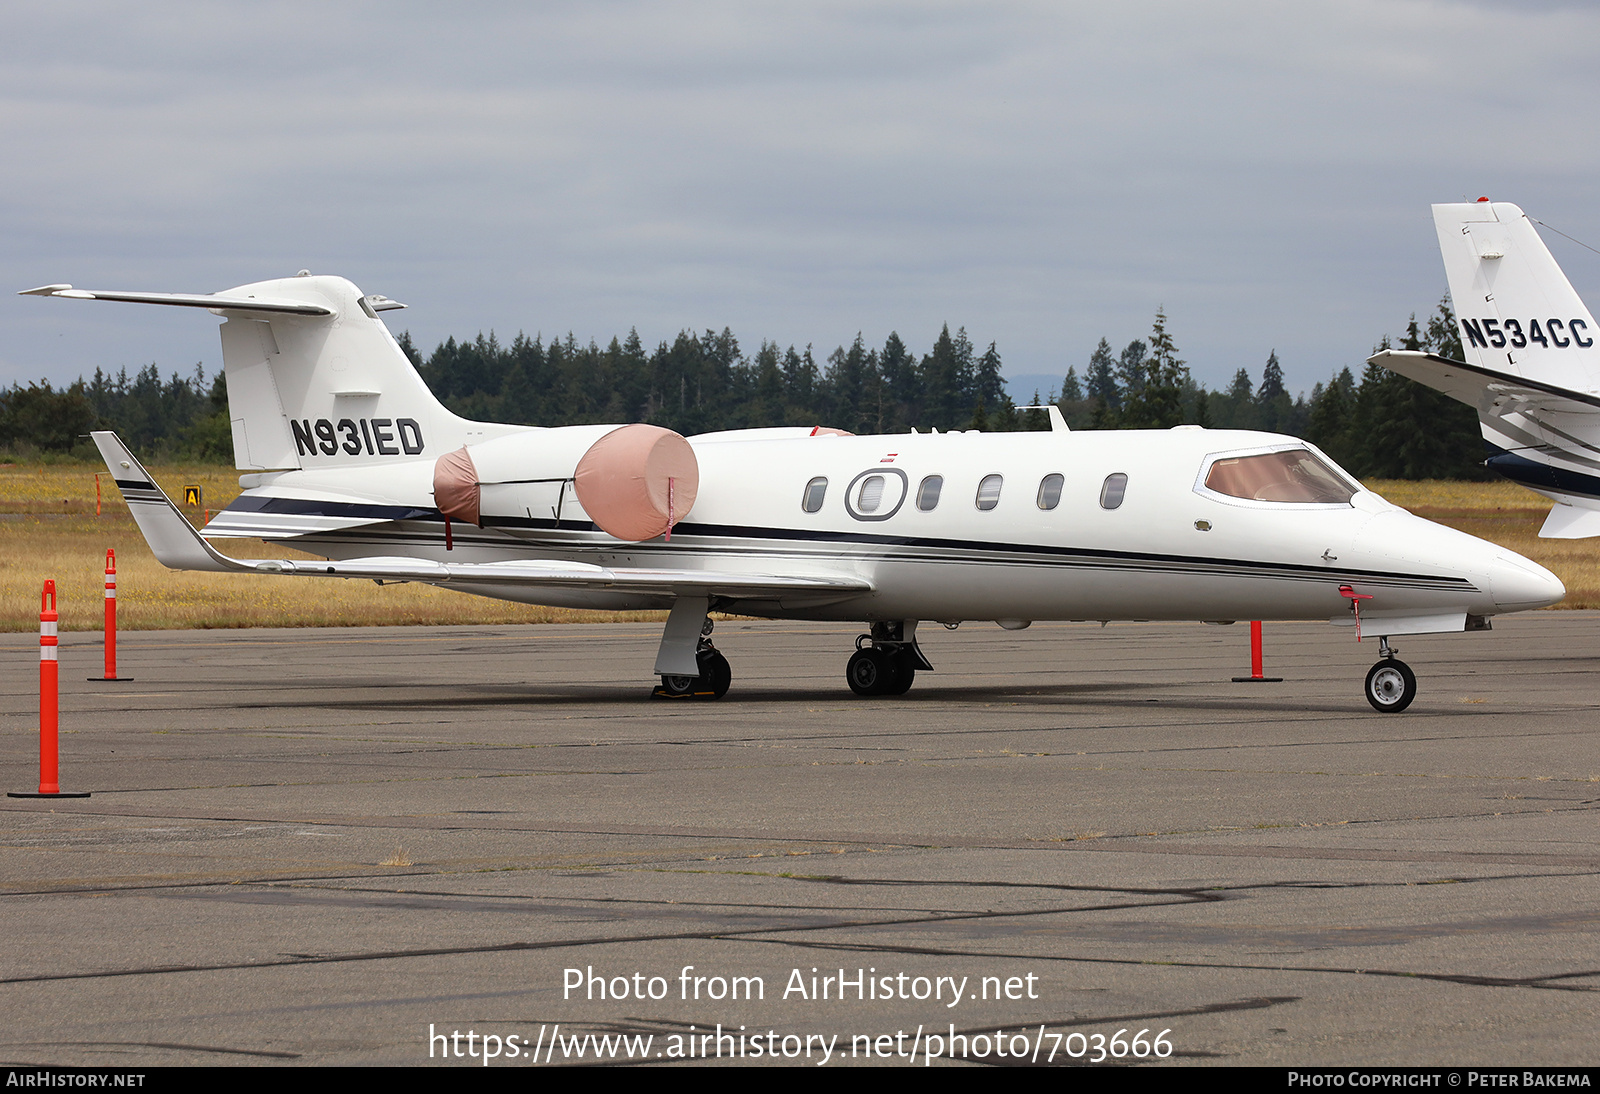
<box><xmin>1</xmin><ymin>615</ymin><xmax>1596</xmax><ymax>1066</ymax></box>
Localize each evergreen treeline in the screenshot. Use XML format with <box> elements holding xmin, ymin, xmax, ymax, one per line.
<box><xmin>1053</xmin><ymin>297</ymin><xmax>1486</xmax><ymax>480</ymax></box>
<box><xmin>404</xmin><ymin>323</ymin><xmax>1013</xmax><ymax>438</ymax></box>
<box><xmin>0</xmin><ymin>300</ymin><xmax>1488</xmax><ymax>480</ymax></box>
<box><xmin>0</xmin><ymin>364</ymin><xmax>231</xmax><ymax>461</ymax></box>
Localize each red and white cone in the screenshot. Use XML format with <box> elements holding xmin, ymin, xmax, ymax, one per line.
<box><xmin>89</xmin><ymin>549</ymin><xmax>131</xmax><ymax>682</ymax></box>
<box><xmin>11</xmin><ymin>580</ymin><xmax>91</xmax><ymax>798</ymax></box>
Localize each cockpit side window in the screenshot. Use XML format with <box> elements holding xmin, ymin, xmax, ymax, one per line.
<box><xmin>801</xmin><ymin>476</ymin><xmax>828</xmax><ymax>513</ymax></box>
<box><xmin>1204</xmin><ymin>449</ymin><xmax>1354</xmax><ymax>504</ymax></box>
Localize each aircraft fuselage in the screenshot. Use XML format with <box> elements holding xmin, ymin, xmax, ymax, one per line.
<box><xmin>227</xmin><ymin>425</ymin><xmax>1557</xmax><ymax>627</ymax></box>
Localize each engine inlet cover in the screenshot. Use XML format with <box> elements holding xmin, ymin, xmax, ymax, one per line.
<box><xmin>574</xmin><ymin>424</ymin><xmax>699</xmax><ymax>541</ymax></box>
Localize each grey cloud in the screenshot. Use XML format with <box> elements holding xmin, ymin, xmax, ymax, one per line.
<box><xmin>4</xmin><ymin>0</ymin><xmax>1599</xmax><ymax>398</ymax></box>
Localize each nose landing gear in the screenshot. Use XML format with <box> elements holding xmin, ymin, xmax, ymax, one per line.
<box><xmin>1364</xmin><ymin>636</ymin><xmax>1417</xmax><ymax>713</ymax></box>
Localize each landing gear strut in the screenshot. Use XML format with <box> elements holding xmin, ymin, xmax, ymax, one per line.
<box><xmin>654</xmin><ymin>616</ymin><xmax>731</xmax><ymax>700</ymax></box>
<box><xmin>845</xmin><ymin>621</ymin><xmax>928</xmax><ymax>697</ymax></box>
<box><xmin>1364</xmin><ymin>636</ymin><xmax>1416</xmax><ymax>713</ymax></box>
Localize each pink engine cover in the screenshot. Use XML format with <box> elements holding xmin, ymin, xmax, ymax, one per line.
<box><xmin>433</xmin><ymin>446</ymin><xmax>481</xmax><ymax>527</ymax></box>
<box><xmin>574</xmin><ymin>424</ymin><xmax>699</xmax><ymax>541</ymax></box>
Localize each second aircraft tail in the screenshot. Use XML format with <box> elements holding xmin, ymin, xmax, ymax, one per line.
<box><xmin>1374</xmin><ymin>201</ymin><xmax>1600</xmax><ymax>536</ymax></box>
<box><xmin>1434</xmin><ymin>200</ymin><xmax>1600</xmax><ymax>392</ymax></box>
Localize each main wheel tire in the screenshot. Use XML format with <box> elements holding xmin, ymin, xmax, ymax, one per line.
<box><xmin>1365</xmin><ymin>658</ymin><xmax>1417</xmax><ymax>713</ymax></box>
<box><xmin>884</xmin><ymin>649</ymin><xmax>916</xmax><ymax>695</ymax></box>
<box><xmin>698</xmin><ymin>648</ymin><xmax>732</xmax><ymax>699</ymax></box>
<box><xmin>658</xmin><ymin>673</ymin><xmax>700</xmax><ymax>697</ymax></box>
<box><xmin>846</xmin><ymin>648</ymin><xmax>889</xmax><ymax>696</ymax></box>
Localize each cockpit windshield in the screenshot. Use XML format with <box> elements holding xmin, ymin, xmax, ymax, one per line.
<box><xmin>1203</xmin><ymin>448</ymin><xmax>1355</xmax><ymax>505</ymax></box>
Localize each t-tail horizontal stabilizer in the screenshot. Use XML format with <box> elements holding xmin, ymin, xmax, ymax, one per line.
<box><xmin>20</xmin><ymin>284</ymin><xmax>335</xmax><ymax>316</ymax></box>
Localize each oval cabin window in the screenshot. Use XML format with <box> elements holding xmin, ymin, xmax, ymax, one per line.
<box><xmin>1100</xmin><ymin>473</ymin><xmax>1128</xmax><ymax>510</ymax></box>
<box><xmin>976</xmin><ymin>474</ymin><xmax>1003</xmax><ymax>511</ymax></box>
<box><xmin>1037</xmin><ymin>473</ymin><xmax>1064</xmax><ymax>510</ymax></box>
<box><xmin>801</xmin><ymin>477</ymin><xmax>828</xmax><ymax>513</ymax></box>
<box><xmin>917</xmin><ymin>475</ymin><xmax>943</xmax><ymax>511</ymax></box>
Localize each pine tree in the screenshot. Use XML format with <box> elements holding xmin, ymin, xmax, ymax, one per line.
<box><xmin>783</xmin><ymin>345</ymin><xmax>820</xmax><ymax>426</ymax></box>
<box><xmin>752</xmin><ymin>340</ymin><xmax>786</xmax><ymax>427</ymax></box>
<box><xmin>920</xmin><ymin>325</ymin><xmax>973</xmax><ymax>431</ymax></box>
<box><xmin>825</xmin><ymin>334</ymin><xmax>875</xmax><ymax>433</ymax></box>
<box><xmin>879</xmin><ymin>331</ymin><xmax>917</xmax><ymax>430</ymax></box>
<box><xmin>1359</xmin><ymin>308</ymin><xmax>1488</xmax><ymax>479</ymax></box>
<box><xmin>1426</xmin><ymin>295</ymin><xmax>1464</xmax><ymax>361</ymax></box>
<box><xmin>1084</xmin><ymin>338</ymin><xmax>1119</xmax><ymax>428</ymax></box>
<box><xmin>1306</xmin><ymin>369</ymin><xmax>1355</xmax><ymax>469</ymax></box>
<box><xmin>974</xmin><ymin>342</ymin><xmax>1006</xmax><ymax>410</ymax></box>
<box><xmin>1257</xmin><ymin>350</ymin><xmax>1289</xmax><ymax>432</ymax></box>
<box><xmin>973</xmin><ymin>342</ymin><xmax>1015</xmax><ymax>429</ymax></box>
<box><xmin>1117</xmin><ymin>339</ymin><xmax>1148</xmax><ymax>400</ymax></box>
<box><xmin>1119</xmin><ymin>308</ymin><xmax>1188</xmax><ymax>428</ymax></box>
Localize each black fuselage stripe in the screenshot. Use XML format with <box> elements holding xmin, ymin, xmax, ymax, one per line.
<box><xmin>215</xmin><ymin>499</ymin><xmax>1470</xmax><ymax>586</ymax></box>
<box><xmin>261</xmin><ymin>526</ymin><xmax>1473</xmax><ymax>593</ymax></box>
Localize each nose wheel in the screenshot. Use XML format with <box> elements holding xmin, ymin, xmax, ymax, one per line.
<box><xmin>1364</xmin><ymin>656</ymin><xmax>1416</xmax><ymax>713</ymax></box>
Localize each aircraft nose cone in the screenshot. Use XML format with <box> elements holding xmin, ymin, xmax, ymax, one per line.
<box><xmin>1489</xmin><ymin>552</ymin><xmax>1565</xmax><ymax>611</ymax></box>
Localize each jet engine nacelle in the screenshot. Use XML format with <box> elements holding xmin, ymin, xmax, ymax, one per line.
<box><xmin>433</xmin><ymin>423</ymin><xmax>699</xmax><ymax>540</ymax></box>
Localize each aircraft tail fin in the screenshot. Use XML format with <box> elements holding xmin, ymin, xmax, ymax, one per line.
<box><xmin>28</xmin><ymin>275</ymin><xmax>518</xmax><ymax>471</ymax></box>
<box><xmin>1433</xmin><ymin>201</ymin><xmax>1600</xmax><ymax>394</ymax></box>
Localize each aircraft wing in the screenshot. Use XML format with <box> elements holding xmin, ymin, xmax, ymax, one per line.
<box><xmin>1370</xmin><ymin>349</ymin><xmax>1600</xmax><ymax>417</ymax></box>
<box><xmin>91</xmin><ymin>432</ymin><xmax>870</xmax><ymax>599</ymax></box>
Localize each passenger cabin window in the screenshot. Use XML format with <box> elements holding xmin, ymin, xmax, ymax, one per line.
<box><xmin>1205</xmin><ymin>449</ymin><xmax>1354</xmax><ymax>504</ymax></box>
<box><xmin>1100</xmin><ymin>473</ymin><xmax>1128</xmax><ymax>510</ymax></box>
<box><xmin>1037</xmin><ymin>473</ymin><xmax>1064</xmax><ymax>510</ymax></box>
<box><xmin>976</xmin><ymin>474</ymin><xmax>1003</xmax><ymax>511</ymax></box>
<box><xmin>856</xmin><ymin>475</ymin><xmax>885</xmax><ymax>513</ymax></box>
<box><xmin>802</xmin><ymin>476</ymin><xmax>828</xmax><ymax>513</ymax></box>
<box><xmin>917</xmin><ymin>475</ymin><xmax>943</xmax><ymax>511</ymax></box>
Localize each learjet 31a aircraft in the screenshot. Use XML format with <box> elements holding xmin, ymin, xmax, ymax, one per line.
<box><xmin>1374</xmin><ymin>200</ymin><xmax>1600</xmax><ymax>539</ymax></box>
<box><xmin>22</xmin><ymin>272</ymin><xmax>1565</xmax><ymax>712</ymax></box>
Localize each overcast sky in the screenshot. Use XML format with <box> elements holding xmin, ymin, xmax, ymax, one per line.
<box><xmin>5</xmin><ymin>0</ymin><xmax>1599</xmax><ymax>401</ymax></box>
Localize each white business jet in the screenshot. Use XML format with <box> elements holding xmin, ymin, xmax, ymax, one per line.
<box><xmin>22</xmin><ymin>273</ymin><xmax>1564</xmax><ymax>712</ymax></box>
<box><xmin>1374</xmin><ymin>200</ymin><xmax>1600</xmax><ymax>539</ymax></box>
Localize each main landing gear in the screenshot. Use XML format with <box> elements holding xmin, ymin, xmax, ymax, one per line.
<box><xmin>654</xmin><ymin>616</ymin><xmax>731</xmax><ymax>700</ymax></box>
<box><xmin>846</xmin><ymin>621</ymin><xmax>930</xmax><ymax>697</ymax></box>
<box><xmin>1364</xmin><ymin>636</ymin><xmax>1417</xmax><ymax>713</ymax></box>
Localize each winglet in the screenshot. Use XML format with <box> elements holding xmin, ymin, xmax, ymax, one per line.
<box><xmin>90</xmin><ymin>432</ymin><xmax>253</xmax><ymax>573</ymax></box>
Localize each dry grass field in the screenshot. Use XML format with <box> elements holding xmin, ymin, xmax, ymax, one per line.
<box><xmin>0</xmin><ymin>463</ymin><xmax>665</xmax><ymax>631</ymax></box>
<box><xmin>1</xmin><ymin>463</ymin><xmax>1593</xmax><ymax>631</ymax></box>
